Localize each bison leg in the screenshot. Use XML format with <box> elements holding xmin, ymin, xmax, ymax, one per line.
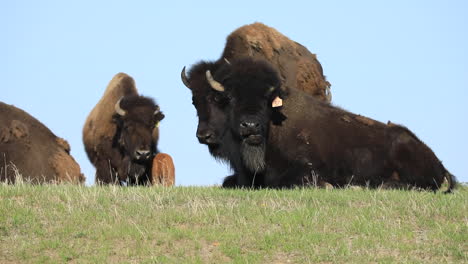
<box><xmin>95</xmin><ymin>159</ymin><xmax>120</xmax><ymax>185</ymax></box>
<box><xmin>234</xmin><ymin>170</ymin><xmax>263</xmax><ymax>188</ymax></box>
<box><xmin>127</xmin><ymin>162</ymin><xmax>151</xmax><ymax>186</ymax></box>
<box><xmin>222</xmin><ymin>174</ymin><xmax>237</xmax><ymax>188</ymax></box>
<box><xmin>222</xmin><ymin>173</ymin><xmax>263</xmax><ymax>188</ymax></box>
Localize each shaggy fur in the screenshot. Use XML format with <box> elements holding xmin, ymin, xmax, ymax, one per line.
<box><xmin>222</xmin><ymin>22</ymin><xmax>331</xmax><ymax>102</ymax></box>
<box><xmin>151</xmin><ymin>153</ymin><xmax>175</xmax><ymax>186</ymax></box>
<box><xmin>183</xmin><ymin>22</ymin><xmax>331</xmax><ymax>187</ymax></box>
<box><xmin>83</xmin><ymin>73</ymin><xmax>165</xmax><ymax>185</ymax></box>
<box><xmin>0</xmin><ymin>102</ymin><xmax>84</xmax><ymax>184</ymax></box>
<box><xmin>241</xmin><ymin>142</ymin><xmax>266</xmax><ymax>173</ymax></box>
<box><xmin>215</xmin><ymin>57</ymin><xmax>456</xmax><ymax>192</ymax></box>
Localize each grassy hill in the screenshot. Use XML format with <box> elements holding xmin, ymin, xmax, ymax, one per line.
<box><xmin>0</xmin><ymin>184</ymin><xmax>466</xmax><ymax>263</ymax></box>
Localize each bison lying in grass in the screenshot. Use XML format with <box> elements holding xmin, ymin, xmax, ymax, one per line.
<box><xmin>182</xmin><ymin>22</ymin><xmax>331</xmax><ymax>187</ymax></box>
<box><xmin>0</xmin><ymin>102</ymin><xmax>84</xmax><ymax>184</ymax></box>
<box><xmin>205</xmin><ymin>57</ymin><xmax>456</xmax><ymax>193</ymax></box>
<box><xmin>83</xmin><ymin>73</ymin><xmax>174</xmax><ymax>186</ymax></box>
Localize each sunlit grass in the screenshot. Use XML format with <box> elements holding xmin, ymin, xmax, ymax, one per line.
<box><xmin>0</xmin><ymin>183</ymin><xmax>466</xmax><ymax>263</ymax></box>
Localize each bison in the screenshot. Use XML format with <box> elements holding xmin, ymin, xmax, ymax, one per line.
<box><xmin>182</xmin><ymin>22</ymin><xmax>331</xmax><ymax>187</ymax></box>
<box><xmin>151</xmin><ymin>153</ymin><xmax>175</xmax><ymax>186</ymax></box>
<box><xmin>83</xmin><ymin>72</ymin><xmax>169</xmax><ymax>185</ymax></box>
<box><xmin>0</xmin><ymin>102</ymin><xmax>84</xmax><ymax>184</ymax></box>
<box><xmin>206</xmin><ymin>57</ymin><xmax>456</xmax><ymax>193</ymax></box>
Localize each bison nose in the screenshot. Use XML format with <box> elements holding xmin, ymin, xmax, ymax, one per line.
<box><xmin>196</xmin><ymin>131</ymin><xmax>214</xmax><ymax>143</ymax></box>
<box><xmin>240</xmin><ymin>121</ymin><xmax>259</xmax><ymax>129</ymax></box>
<box><xmin>135</xmin><ymin>150</ymin><xmax>151</xmax><ymax>160</ymax></box>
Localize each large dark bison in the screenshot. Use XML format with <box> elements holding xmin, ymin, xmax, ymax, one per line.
<box><xmin>207</xmin><ymin>57</ymin><xmax>456</xmax><ymax>193</ymax></box>
<box><xmin>83</xmin><ymin>72</ymin><xmax>171</xmax><ymax>185</ymax></box>
<box><xmin>0</xmin><ymin>102</ymin><xmax>84</xmax><ymax>184</ymax></box>
<box><xmin>182</xmin><ymin>22</ymin><xmax>331</xmax><ymax>187</ymax></box>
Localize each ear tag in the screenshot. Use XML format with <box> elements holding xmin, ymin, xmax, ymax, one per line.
<box><xmin>156</xmin><ymin>122</ymin><xmax>160</xmax><ymax>128</ymax></box>
<box><xmin>272</xmin><ymin>96</ymin><xmax>283</xmax><ymax>108</ymax></box>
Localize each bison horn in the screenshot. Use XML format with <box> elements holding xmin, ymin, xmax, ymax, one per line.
<box><xmin>114</xmin><ymin>97</ymin><xmax>126</xmax><ymax>116</ymax></box>
<box><xmin>223</xmin><ymin>58</ymin><xmax>231</xmax><ymax>65</ymax></box>
<box><xmin>181</xmin><ymin>67</ymin><xmax>190</xmax><ymax>88</ymax></box>
<box><xmin>154</xmin><ymin>105</ymin><xmax>160</xmax><ymax>115</ymax></box>
<box><xmin>206</xmin><ymin>70</ymin><xmax>225</xmax><ymax>92</ymax></box>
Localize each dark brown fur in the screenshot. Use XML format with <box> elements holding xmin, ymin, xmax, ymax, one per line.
<box><xmin>0</xmin><ymin>102</ymin><xmax>84</xmax><ymax>184</ymax></box>
<box><xmin>83</xmin><ymin>73</ymin><xmax>165</xmax><ymax>185</ymax></box>
<box><xmin>216</xmin><ymin>58</ymin><xmax>456</xmax><ymax>192</ymax></box>
<box><xmin>183</xmin><ymin>22</ymin><xmax>331</xmax><ymax>187</ymax></box>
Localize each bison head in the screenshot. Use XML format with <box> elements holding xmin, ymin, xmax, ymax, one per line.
<box><xmin>181</xmin><ymin>61</ymin><xmax>231</xmax><ymax>158</ymax></box>
<box><xmin>113</xmin><ymin>95</ymin><xmax>165</xmax><ymax>166</ymax></box>
<box><xmin>207</xmin><ymin>58</ymin><xmax>282</xmax><ymax>173</ymax></box>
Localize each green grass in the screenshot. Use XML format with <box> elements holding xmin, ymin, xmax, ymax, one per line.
<box><xmin>0</xmin><ymin>184</ymin><xmax>466</xmax><ymax>263</ymax></box>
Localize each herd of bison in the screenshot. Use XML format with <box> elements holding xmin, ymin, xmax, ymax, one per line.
<box><xmin>0</xmin><ymin>23</ymin><xmax>457</xmax><ymax>193</ymax></box>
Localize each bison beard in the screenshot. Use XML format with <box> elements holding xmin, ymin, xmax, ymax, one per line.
<box><xmin>241</xmin><ymin>141</ymin><xmax>266</xmax><ymax>173</ymax></box>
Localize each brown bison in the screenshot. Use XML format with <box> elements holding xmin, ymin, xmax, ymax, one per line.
<box><xmin>0</xmin><ymin>102</ymin><xmax>84</xmax><ymax>184</ymax></box>
<box><xmin>207</xmin><ymin>57</ymin><xmax>456</xmax><ymax>192</ymax></box>
<box><xmin>182</xmin><ymin>22</ymin><xmax>331</xmax><ymax>187</ymax></box>
<box><xmin>151</xmin><ymin>153</ymin><xmax>175</xmax><ymax>186</ymax></box>
<box><xmin>83</xmin><ymin>72</ymin><xmax>170</xmax><ymax>185</ymax></box>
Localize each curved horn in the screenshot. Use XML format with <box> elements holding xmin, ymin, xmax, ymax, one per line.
<box><xmin>181</xmin><ymin>66</ymin><xmax>190</xmax><ymax>88</ymax></box>
<box><xmin>223</xmin><ymin>58</ymin><xmax>231</xmax><ymax>65</ymax></box>
<box><xmin>205</xmin><ymin>70</ymin><xmax>225</xmax><ymax>92</ymax></box>
<box><xmin>114</xmin><ymin>97</ymin><xmax>126</xmax><ymax>116</ymax></box>
<box><xmin>154</xmin><ymin>105</ymin><xmax>160</xmax><ymax>115</ymax></box>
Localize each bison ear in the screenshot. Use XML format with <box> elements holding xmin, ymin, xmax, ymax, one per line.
<box><xmin>154</xmin><ymin>105</ymin><xmax>165</xmax><ymax>122</ymax></box>
<box><xmin>154</xmin><ymin>111</ymin><xmax>165</xmax><ymax>124</ymax></box>
<box><xmin>153</xmin><ymin>105</ymin><xmax>160</xmax><ymax>115</ymax></box>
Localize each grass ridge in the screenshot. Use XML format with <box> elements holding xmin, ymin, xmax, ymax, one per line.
<box><xmin>0</xmin><ymin>185</ymin><xmax>466</xmax><ymax>263</ymax></box>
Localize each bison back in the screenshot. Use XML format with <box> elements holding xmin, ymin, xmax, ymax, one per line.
<box><xmin>151</xmin><ymin>153</ymin><xmax>175</xmax><ymax>186</ymax></box>
<box><xmin>221</xmin><ymin>22</ymin><xmax>331</xmax><ymax>102</ymax></box>
<box><xmin>0</xmin><ymin>102</ymin><xmax>84</xmax><ymax>184</ymax></box>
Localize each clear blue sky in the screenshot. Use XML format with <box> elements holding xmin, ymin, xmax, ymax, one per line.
<box><xmin>2</xmin><ymin>1</ymin><xmax>467</xmax><ymax>186</ymax></box>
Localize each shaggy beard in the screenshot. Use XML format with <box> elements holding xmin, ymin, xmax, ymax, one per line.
<box><xmin>241</xmin><ymin>141</ymin><xmax>266</xmax><ymax>173</ymax></box>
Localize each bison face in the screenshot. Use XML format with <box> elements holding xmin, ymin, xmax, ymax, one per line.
<box><xmin>206</xmin><ymin>58</ymin><xmax>282</xmax><ymax>173</ymax></box>
<box><xmin>113</xmin><ymin>96</ymin><xmax>165</xmax><ymax>164</ymax></box>
<box><xmin>181</xmin><ymin>63</ymin><xmax>231</xmax><ymax>159</ymax></box>
<box><xmin>193</xmin><ymin>92</ymin><xmax>231</xmax><ymax>152</ymax></box>
<box><xmin>227</xmin><ymin>85</ymin><xmax>280</xmax><ymax>174</ymax></box>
